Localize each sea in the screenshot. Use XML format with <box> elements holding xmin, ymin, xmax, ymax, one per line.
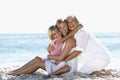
<box><xmin>0</xmin><ymin>33</ymin><xmax>120</xmax><ymax>69</ymax></box>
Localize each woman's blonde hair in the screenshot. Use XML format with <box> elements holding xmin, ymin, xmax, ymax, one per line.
<box><xmin>66</xmin><ymin>16</ymin><xmax>83</xmax><ymax>27</ymax></box>
<box><xmin>56</xmin><ymin>19</ymin><xmax>68</xmax><ymax>29</ymax></box>
<box><xmin>48</xmin><ymin>25</ymin><xmax>58</xmax><ymax>40</ymax></box>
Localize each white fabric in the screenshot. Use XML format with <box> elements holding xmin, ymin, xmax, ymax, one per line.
<box><xmin>44</xmin><ymin>59</ymin><xmax>67</xmax><ymax>74</ymax></box>
<box><xmin>57</xmin><ymin>61</ymin><xmax>67</xmax><ymax>68</ymax></box>
<box><xmin>74</xmin><ymin>28</ymin><xmax>89</xmax><ymax>52</ymax></box>
<box><xmin>74</xmin><ymin>28</ymin><xmax>111</xmax><ymax>74</ymax></box>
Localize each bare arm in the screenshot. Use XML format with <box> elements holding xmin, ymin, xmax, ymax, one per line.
<box><xmin>48</xmin><ymin>38</ymin><xmax>76</xmax><ymax>61</ymax></box>
<box><xmin>56</xmin><ymin>26</ymin><xmax>80</xmax><ymax>45</ymax></box>
<box><xmin>64</xmin><ymin>50</ymin><xmax>81</xmax><ymax>62</ymax></box>
<box><xmin>54</xmin><ymin>51</ymin><xmax>81</xmax><ymax>64</ymax></box>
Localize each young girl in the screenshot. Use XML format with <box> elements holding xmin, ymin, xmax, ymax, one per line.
<box><xmin>47</xmin><ymin>25</ymin><xmax>64</xmax><ymax>57</ymax></box>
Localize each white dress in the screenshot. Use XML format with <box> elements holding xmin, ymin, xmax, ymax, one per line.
<box><xmin>74</xmin><ymin>28</ymin><xmax>111</xmax><ymax>74</ymax></box>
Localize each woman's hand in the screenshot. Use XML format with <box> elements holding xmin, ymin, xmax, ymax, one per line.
<box><xmin>47</xmin><ymin>55</ymin><xmax>59</xmax><ymax>61</ymax></box>
<box><xmin>47</xmin><ymin>55</ymin><xmax>50</xmax><ymax>59</ymax></box>
<box><xmin>55</xmin><ymin>60</ymin><xmax>61</xmax><ymax>65</ymax></box>
<box><xmin>47</xmin><ymin>44</ymin><xmax>54</xmax><ymax>54</ymax></box>
<box><xmin>47</xmin><ymin>55</ymin><xmax>53</xmax><ymax>60</ymax></box>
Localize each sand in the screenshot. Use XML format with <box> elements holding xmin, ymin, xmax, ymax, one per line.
<box><xmin>0</xmin><ymin>65</ymin><xmax>120</xmax><ymax>80</ymax></box>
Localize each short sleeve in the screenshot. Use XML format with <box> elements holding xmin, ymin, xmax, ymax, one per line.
<box><xmin>74</xmin><ymin>29</ymin><xmax>89</xmax><ymax>52</ymax></box>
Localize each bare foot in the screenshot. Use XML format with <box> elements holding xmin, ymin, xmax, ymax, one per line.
<box><xmin>105</xmin><ymin>70</ymin><xmax>112</xmax><ymax>76</ymax></box>
<box><xmin>6</xmin><ymin>71</ymin><xmax>20</xmax><ymax>76</ymax></box>
<box><xmin>97</xmin><ymin>69</ymin><xmax>112</xmax><ymax>76</ymax></box>
<box><xmin>6</xmin><ymin>71</ymin><xmax>14</xmax><ymax>75</ymax></box>
<box><xmin>90</xmin><ymin>69</ymin><xmax>113</xmax><ymax>76</ymax></box>
<box><xmin>90</xmin><ymin>71</ymin><xmax>99</xmax><ymax>75</ymax></box>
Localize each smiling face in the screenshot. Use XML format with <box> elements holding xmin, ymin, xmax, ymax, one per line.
<box><xmin>57</xmin><ymin>21</ymin><xmax>69</xmax><ymax>37</ymax></box>
<box><xmin>52</xmin><ymin>29</ymin><xmax>61</xmax><ymax>39</ymax></box>
<box><xmin>48</xmin><ymin>25</ymin><xmax>62</xmax><ymax>40</ymax></box>
<box><xmin>66</xmin><ymin>16</ymin><xmax>78</xmax><ymax>31</ymax></box>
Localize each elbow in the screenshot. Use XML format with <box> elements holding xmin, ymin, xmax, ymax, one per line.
<box><xmin>75</xmin><ymin>50</ymin><xmax>81</xmax><ymax>55</ymax></box>
<box><xmin>78</xmin><ymin>51</ymin><xmax>82</xmax><ymax>54</ymax></box>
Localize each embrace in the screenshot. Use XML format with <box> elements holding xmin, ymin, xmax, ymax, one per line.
<box><xmin>8</xmin><ymin>16</ymin><xmax>111</xmax><ymax>76</ymax></box>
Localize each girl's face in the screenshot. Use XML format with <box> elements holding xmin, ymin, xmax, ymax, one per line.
<box><xmin>67</xmin><ymin>17</ymin><xmax>78</xmax><ymax>31</ymax></box>
<box><xmin>53</xmin><ymin>29</ymin><xmax>61</xmax><ymax>39</ymax></box>
<box><xmin>57</xmin><ymin>22</ymin><xmax>69</xmax><ymax>37</ymax></box>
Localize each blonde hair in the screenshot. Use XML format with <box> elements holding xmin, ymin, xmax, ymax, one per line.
<box><xmin>56</xmin><ymin>19</ymin><xmax>68</xmax><ymax>29</ymax></box>
<box><xmin>48</xmin><ymin>25</ymin><xmax>58</xmax><ymax>40</ymax></box>
<box><xmin>66</xmin><ymin>16</ymin><xmax>83</xmax><ymax>27</ymax></box>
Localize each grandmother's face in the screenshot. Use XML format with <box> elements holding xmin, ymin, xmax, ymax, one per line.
<box><xmin>66</xmin><ymin>17</ymin><xmax>78</xmax><ymax>31</ymax></box>
<box><xmin>57</xmin><ymin>22</ymin><xmax>69</xmax><ymax>36</ymax></box>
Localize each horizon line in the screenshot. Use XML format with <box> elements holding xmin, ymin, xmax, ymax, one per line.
<box><xmin>0</xmin><ymin>32</ymin><xmax>120</xmax><ymax>35</ymax></box>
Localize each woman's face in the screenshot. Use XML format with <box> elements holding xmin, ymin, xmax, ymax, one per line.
<box><xmin>57</xmin><ymin>22</ymin><xmax>69</xmax><ymax>37</ymax></box>
<box><xmin>67</xmin><ymin>17</ymin><xmax>78</xmax><ymax>31</ymax></box>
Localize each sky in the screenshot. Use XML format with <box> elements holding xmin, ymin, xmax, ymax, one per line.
<box><xmin>0</xmin><ymin>0</ymin><xmax>120</xmax><ymax>34</ymax></box>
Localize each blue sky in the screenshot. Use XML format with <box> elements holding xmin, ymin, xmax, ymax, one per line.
<box><xmin>0</xmin><ymin>0</ymin><xmax>120</xmax><ymax>33</ymax></box>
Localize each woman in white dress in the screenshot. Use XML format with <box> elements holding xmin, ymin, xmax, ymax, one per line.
<box><xmin>66</xmin><ymin>16</ymin><xmax>111</xmax><ymax>74</ymax></box>
<box><xmin>49</xmin><ymin>16</ymin><xmax>111</xmax><ymax>75</ymax></box>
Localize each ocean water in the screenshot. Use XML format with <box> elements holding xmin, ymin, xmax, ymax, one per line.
<box><xmin>0</xmin><ymin>33</ymin><xmax>120</xmax><ymax>68</ymax></box>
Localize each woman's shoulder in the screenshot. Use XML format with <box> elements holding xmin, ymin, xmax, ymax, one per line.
<box><xmin>66</xmin><ymin>37</ymin><xmax>75</xmax><ymax>42</ymax></box>
<box><xmin>79</xmin><ymin>28</ymin><xmax>88</xmax><ymax>33</ymax></box>
<box><xmin>65</xmin><ymin>37</ymin><xmax>75</xmax><ymax>45</ymax></box>
<box><xmin>65</xmin><ymin>37</ymin><xmax>76</xmax><ymax>47</ymax></box>
<box><xmin>76</xmin><ymin>28</ymin><xmax>89</xmax><ymax>36</ymax></box>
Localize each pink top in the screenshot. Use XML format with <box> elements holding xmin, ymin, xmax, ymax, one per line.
<box><xmin>50</xmin><ymin>39</ymin><xmax>63</xmax><ymax>56</ymax></box>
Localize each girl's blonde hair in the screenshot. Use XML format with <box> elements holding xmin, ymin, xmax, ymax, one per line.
<box><xmin>48</xmin><ymin>25</ymin><xmax>58</xmax><ymax>40</ymax></box>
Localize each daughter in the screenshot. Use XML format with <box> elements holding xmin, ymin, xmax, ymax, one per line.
<box><xmin>47</xmin><ymin>25</ymin><xmax>63</xmax><ymax>57</ymax></box>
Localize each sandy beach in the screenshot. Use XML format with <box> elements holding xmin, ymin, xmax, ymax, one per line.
<box><xmin>0</xmin><ymin>33</ymin><xmax>119</xmax><ymax>80</ymax></box>
<box><xmin>0</xmin><ymin>65</ymin><xmax>120</xmax><ymax>80</ymax></box>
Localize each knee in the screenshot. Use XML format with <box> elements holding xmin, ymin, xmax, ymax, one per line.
<box><xmin>62</xmin><ymin>65</ymin><xmax>70</xmax><ymax>72</ymax></box>
<box><xmin>35</xmin><ymin>56</ymin><xmax>42</xmax><ymax>62</ymax></box>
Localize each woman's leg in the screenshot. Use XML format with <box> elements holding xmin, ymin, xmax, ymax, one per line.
<box><xmin>8</xmin><ymin>56</ymin><xmax>45</xmax><ymax>76</ymax></box>
<box><xmin>12</xmin><ymin>56</ymin><xmax>42</xmax><ymax>73</ymax></box>
<box><xmin>51</xmin><ymin>65</ymin><xmax>70</xmax><ymax>75</ymax></box>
